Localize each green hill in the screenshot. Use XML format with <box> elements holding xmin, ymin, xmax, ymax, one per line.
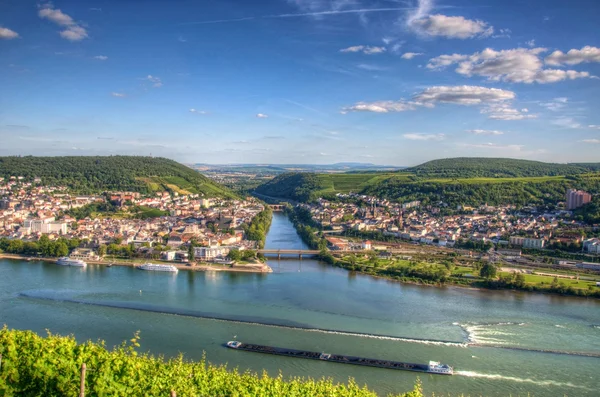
<box><xmin>406</xmin><ymin>157</ymin><xmax>594</xmax><ymax>178</ymax></box>
<box><xmin>0</xmin><ymin>156</ymin><xmax>237</xmax><ymax>198</ymax></box>
<box><xmin>255</xmin><ymin>158</ymin><xmax>600</xmax><ymax>207</ymax></box>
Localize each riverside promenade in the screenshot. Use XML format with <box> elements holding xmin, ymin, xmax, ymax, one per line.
<box><xmin>0</xmin><ymin>253</ymin><xmax>272</xmax><ymax>273</ymax></box>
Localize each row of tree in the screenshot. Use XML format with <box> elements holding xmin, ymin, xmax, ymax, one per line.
<box><xmin>0</xmin><ymin>235</ymin><xmax>81</xmax><ymax>257</ymax></box>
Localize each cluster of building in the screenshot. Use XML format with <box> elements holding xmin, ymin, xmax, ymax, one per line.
<box><xmin>302</xmin><ymin>190</ymin><xmax>598</xmax><ymax>254</ymax></box>
<box><xmin>0</xmin><ymin>177</ymin><xmax>266</xmax><ymax>262</ymax></box>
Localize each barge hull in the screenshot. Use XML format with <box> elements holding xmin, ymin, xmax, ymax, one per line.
<box><xmin>228</xmin><ymin>343</ymin><xmax>447</xmax><ymax>375</ymax></box>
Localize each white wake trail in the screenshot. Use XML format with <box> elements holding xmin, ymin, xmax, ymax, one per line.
<box><xmin>456</xmin><ymin>371</ymin><xmax>592</xmax><ymax>390</ymax></box>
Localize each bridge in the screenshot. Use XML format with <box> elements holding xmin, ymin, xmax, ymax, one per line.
<box><xmin>268</xmin><ymin>204</ymin><xmax>285</xmax><ymax>211</ymax></box>
<box><xmin>257</xmin><ymin>249</ymin><xmax>320</xmax><ymax>259</ymax></box>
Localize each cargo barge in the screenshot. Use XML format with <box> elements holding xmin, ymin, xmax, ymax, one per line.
<box><xmin>225</xmin><ymin>341</ymin><xmax>453</xmax><ymax>375</ymax></box>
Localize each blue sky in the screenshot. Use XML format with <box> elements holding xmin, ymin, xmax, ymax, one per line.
<box><xmin>1</xmin><ymin>0</ymin><xmax>599</xmax><ymax>166</ymax></box>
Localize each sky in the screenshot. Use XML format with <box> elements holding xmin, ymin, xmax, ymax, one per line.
<box><xmin>1</xmin><ymin>0</ymin><xmax>600</xmax><ymax>166</ymax></box>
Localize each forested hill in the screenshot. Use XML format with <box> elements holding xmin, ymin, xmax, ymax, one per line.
<box><xmin>254</xmin><ymin>158</ymin><xmax>600</xmax><ymax>209</ymax></box>
<box><xmin>406</xmin><ymin>158</ymin><xmax>596</xmax><ymax>178</ymax></box>
<box><xmin>0</xmin><ymin>156</ymin><xmax>237</xmax><ymax>198</ymax></box>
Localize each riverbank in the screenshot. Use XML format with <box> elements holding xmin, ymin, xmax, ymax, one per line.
<box><xmin>281</xmin><ymin>206</ymin><xmax>600</xmax><ymax>299</ymax></box>
<box><xmin>0</xmin><ymin>253</ymin><xmax>272</xmax><ymax>273</ymax></box>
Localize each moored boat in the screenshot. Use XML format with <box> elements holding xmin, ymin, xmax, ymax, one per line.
<box><xmin>225</xmin><ymin>341</ymin><xmax>453</xmax><ymax>375</ymax></box>
<box><xmin>56</xmin><ymin>257</ymin><xmax>87</xmax><ymax>267</ymax></box>
<box><xmin>137</xmin><ymin>263</ymin><xmax>178</xmax><ymax>273</ymax></box>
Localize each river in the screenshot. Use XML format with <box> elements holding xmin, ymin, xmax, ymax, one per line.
<box><xmin>1</xmin><ymin>212</ymin><xmax>599</xmax><ymax>396</ymax></box>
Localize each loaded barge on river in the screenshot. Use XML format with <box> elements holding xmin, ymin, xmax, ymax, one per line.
<box><xmin>225</xmin><ymin>341</ymin><xmax>453</xmax><ymax>375</ymax></box>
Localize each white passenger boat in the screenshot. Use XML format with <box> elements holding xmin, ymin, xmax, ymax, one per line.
<box><xmin>56</xmin><ymin>257</ymin><xmax>87</xmax><ymax>267</ymax></box>
<box><xmin>137</xmin><ymin>263</ymin><xmax>178</xmax><ymax>273</ymax></box>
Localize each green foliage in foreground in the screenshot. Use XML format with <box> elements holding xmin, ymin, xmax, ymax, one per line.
<box><xmin>0</xmin><ymin>327</ymin><xmax>423</xmax><ymax>397</ymax></box>
<box><xmin>0</xmin><ymin>156</ymin><xmax>237</xmax><ymax>198</ymax></box>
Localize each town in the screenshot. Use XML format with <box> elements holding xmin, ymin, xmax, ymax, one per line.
<box><xmin>0</xmin><ymin>176</ymin><xmax>269</xmax><ymax>267</ymax></box>
<box><xmin>299</xmin><ymin>189</ymin><xmax>600</xmax><ymax>263</ymax></box>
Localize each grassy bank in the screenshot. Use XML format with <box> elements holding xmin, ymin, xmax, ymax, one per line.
<box><xmin>0</xmin><ymin>327</ymin><xmax>422</xmax><ymax>397</ymax></box>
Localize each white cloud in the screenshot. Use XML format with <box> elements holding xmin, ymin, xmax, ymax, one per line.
<box><xmin>481</xmin><ymin>104</ymin><xmax>537</xmax><ymax>120</ymax></box>
<box><xmin>356</xmin><ymin>63</ymin><xmax>388</xmax><ymax>71</ymax></box>
<box><xmin>412</xmin><ymin>14</ymin><xmax>493</xmax><ymax>39</ymax></box>
<box><xmin>491</xmin><ymin>28</ymin><xmax>511</xmax><ymax>39</ymax></box>
<box><xmin>189</xmin><ymin>108</ymin><xmax>207</xmax><ymax>114</ymax></box>
<box><xmin>342</xmin><ymin>100</ymin><xmax>419</xmax><ymax>113</ymax></box>
<box><xmin>426</xmin><ymin>53</ymin><xmax>469</xmax><ymax>70</ymax></box>
<box><xmin>552</xmin><ymin>117</ymin><xmax>581</xmax><ymax>129</ymax></box>
<box><xmin>526</xmin><ymin>39</ymin><xmax>536</xmax><ymax>47</ymax></box>
<box><xmin>38</xmin><ymin>3</ymin><xmax>88</xmax><ymax>41</ymax></box>
<box><xmin>428</xmin><ymin>47</ymin><xmax>591</xmax><ymax>84</ymax></box>
<box><xmin>545</xmin><ymin>46</ymin><xmax>600</xmax><ymax>66</ymax></box>
<box><xmin>589</xmin><ymin>125</ymin><xmax>600</xmax><ymax>130</ymax></box>
<box><xmin>111</xmin><ymin>92</ymin><xmax>126</xmax><ymax>98</ymax></box>
<box><xmin>94</xmin><ymin>55</ymin><xmax>108</xmax><ymax>61</ymax></box>
<box><xmin>580</xmin><ymin>139</ymin><xmax>600</xmax><ymax>144</ymax></box>
<box><xmin>0</xmin><ymin>26</ymin><xmax>19</xmax><ymax>40</ymax></box>
<box><xmin>465</xmin><ymin>129</ymin><xmax>504</xmax><ymax>135</ymax></box>
<box><xmin>145</xmin><ymin>75</ymin><xmax>163</xmax><ymax>88</ymax></box>
<box><xmin>461</xmin><ymin>142</ymin><xmax>524</xmax><ymax>150</ymax></box>
<box><xmin>414</xmin><ymin>85</ymin><xmax>515</xmax><ymax>105</ymax></box>
<box><xmin>401</xmin><ymin>52</ymin><xmax>423</xmax><ymax>59</ymax></box>
<box><xmin>256</xmin><ymin>113</ymin><xmax>269</xmax><ymax>118</ymax></box>
<box><xmin>340</xmin><ymin>45</ymin><xmax>386</xmax><ymax>54</ymax></box>
<box><xmin>403</xmin><ymin>133</ymin><xmax>445</xmax><ymax>141</ymax></box>
<box><xmin>540</xmin><ymin>97</ymin><xmax>568</xmax><ymax>111</ymax></box>
<box><xmin>343</xmin><ymin>85</ymin><xmax>518</xmax><ymax>117</ymax></box>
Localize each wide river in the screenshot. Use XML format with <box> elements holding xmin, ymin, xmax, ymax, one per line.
<box><xmin>1</xmin><ymin>213</ymin><xmax>599</xmax><ymax>396</ymax></box>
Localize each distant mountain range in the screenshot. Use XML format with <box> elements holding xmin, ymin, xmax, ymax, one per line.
<box><xmin>193</xmin><ymin>162</ymin><xmax>404</xmax><ymax>174</ymax></box>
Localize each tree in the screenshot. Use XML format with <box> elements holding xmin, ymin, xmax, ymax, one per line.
<box><xmin>479</xmin><ymin>263</ymin><xmax>497</xmax><ymax>280</ymax></box>
<box><xmin>54</xmin><ymin>242</ymin><xmax>69</xmax><ymax>257</ymax></box>
<box><xmin>98</xmin><ymin>245</ymin><xmax>107</xmax><ymax>257</ymax></box>
<box><xmin>515</xmin><ymin>273</ymin><xmax>526</xmax><ymax>288</ymax></box>
<box><xmin>227</xmin><ymin>249</ymin><xmax>241</xmax><ymax>261</ymax></box>
<box><xmin>188</xmin><ymin>244</ymin><xmax>195</xmax><ymax>262</ymax></box>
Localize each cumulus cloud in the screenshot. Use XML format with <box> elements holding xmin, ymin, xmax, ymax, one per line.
<box><xmin>256</xmin><ymin>113</ymin><xmax>269</xmax><ymax>118</ymax></box>
<box><xmin>343</xmin><ymin>85</ymin><xmax>526</xmax><ymax>121</ymax></box>
<box><xmin>481</xmin><ymin>104</ymin><xmax>537</xmax><ymax>120</ymax></box>
<box><xmin>428</xmin><ymin>47</ymin><xmax>591</xmax><ymax>84</ymax></box>
<box><xmin>414</xmin><ymin>85</ymin><xmax>515</xmax><ymax>105</ymax></box>
<box><xmin>545</xmin><ymin>46</ymin><xmax>600</xmax><ymax>66</ymax></box>
<box><xmin>340</xmin><ymin>45</ymin><xmax>386</xmax><ymax>54</ymax></box>
<box><xmin>111</xmin><ymin>92</ymin><xmax>126</xmax><ymax>98</ymax></box>
<box><xmin>94</xmin><ymin>55</ymin><xmax>108</xmax><ymax>61</ymax></box>
<box><xmin>403</xmin><ymin>133</ymin><xmax>445</xmax><ymax>141</ymax></box>
<box><xmin>401</xmin><ymin>52</ymin><xmax>424</xmax><ymax>59</ymax></box>
<box><xmin>413</xmin><ymin>14</ymin><xmax>493</xmax><ymax>39</ymax></box>
<box><xmin>38</xmin><ymin>3</ymin><xmax>88</xmax><ymax>41</ymax></box>
<box><xmin>466</xmin><ymin>129</ymin><xmax>504</xmax><ymax>135</ymax></box>
<box><xmin>0</xmin><ymin>26</ymin><xmax>19</xmax><ymax>39</ymax></box>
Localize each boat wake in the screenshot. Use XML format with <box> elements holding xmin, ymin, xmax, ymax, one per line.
<box><xmin>18</xmin><ymin>292</ymin><xmax>466</xmax><ymax>348</ymax></box>
<box><xmin>455</xmin><ymin>322</ymin><xmax>600</xmax><ymax>358</ymax></box>
<box><xmin>455</xmin><ymin>322</ymin><xmax>524</xmax><ymax>344</ymax></box>
<box><xmin>455</xmin><ymin>371</ymin><xmax>592</xmax><ymax>390</ymax></box>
